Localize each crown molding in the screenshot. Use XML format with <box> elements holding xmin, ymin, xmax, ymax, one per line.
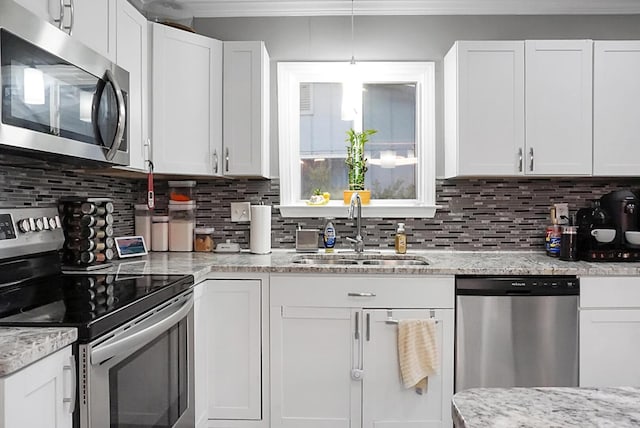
<box><xmin>181</xmin><ymin>0</ymin><xmax>640</xmax><ymax>18</ymax></box>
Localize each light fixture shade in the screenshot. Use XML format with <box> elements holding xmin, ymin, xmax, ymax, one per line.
<box><xmin>341</xmin><ymin>63</ymin><xmax>362</xmax><ymax>123</ymax></box>
<box><xmin>23</xmin><ymin>67</ymin><xmax>45</xmax><ymax>105</ymax></box>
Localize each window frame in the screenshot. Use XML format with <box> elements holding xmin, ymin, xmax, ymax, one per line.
<box><xmin>277</xmin><ymin>61</ymin><xmax>437</xmax><ymax>218</ymax></box>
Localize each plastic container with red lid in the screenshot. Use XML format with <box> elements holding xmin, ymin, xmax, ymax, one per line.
<box><xmin>168</xmin><ymin>180</ymin><xmax>196</xmax><ymax>202</ymax></box>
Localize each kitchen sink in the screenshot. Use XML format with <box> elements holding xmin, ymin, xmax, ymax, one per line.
<box><xmin>291</xmin><ymin>254</ymin><xmax>429</xmax><ymax>266</ymax></box>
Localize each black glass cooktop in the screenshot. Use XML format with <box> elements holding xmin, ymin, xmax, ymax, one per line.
<box><xmin>0</xmin><ymin>272</ymin><xmax>194</xmax><ymax>343</ymax></box>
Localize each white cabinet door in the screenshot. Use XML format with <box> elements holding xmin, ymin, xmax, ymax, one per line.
<box><xmin>205</xmin><ymin>280</ymin><xmax>262</xmax><ymax>421</ymax></box>
<box><xmin>593</xmin><ymin>41</ymin><xmax>640</xmax><ymax>176</ymax></box>
<box><xmin>0</xmin><ymin>346</ymin><xmax>74</xmax><ymax>428</ymax></box>
<box><xmin>444</xmin><ymin>41</ymin><xmax>525</xmax><ymax>177</ymax></box>
<box><xmin>580</xmin><ymin>309</ymin><xmax>640</xmax><ymax>387</ymax></box>
<box><xmin>152</xmin><ymin>23</ymin><xmax>223</xmax><ymax>175</ymax></box>
<box><xmin>194</xmin><ymin>284</ymin><xmax>208</xmax><ymax>428</ymax></box>
<box><xmin>223</xmin><ymin>41</ymin><xmax>270</xmax><ymax>178</ymax></box>
<box><xmin>525</xmin><ymin>40</ymin><xmax>593</xmax><ymax>175</ymax></box>
<box><xmin>270</xmin><ymin>306</ymin><xmax>359</xmax><ymax>428</ymax></box>
<box><xmin>12</xmin><ymin>0</ymin><xmax>51</xmax><ymax>21</ymax></box>
<box><xmin>362</xmin><ymin>309</ymin><xmax>454</xmax><ymax>428</ymax></box>
<box><xmin>72</xmin><ymin>0</ymin><xmax>116</xmax><ymax>61</ymax></box>
<box><xmin>115</xmin><ymin>0</ymin><xmax>149</xmax><ymax>172</ymax></box>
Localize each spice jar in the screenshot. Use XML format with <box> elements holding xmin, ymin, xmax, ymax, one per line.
<box><xmin>151</xmin><ymin>216</ymin><xmax>169</xmax><ymax>252</ymax></box>
<box><xmin>168</xmin><ymin>202</ymin><xmax>196</xmax><ymax>251</ymax></box>
<box><xmin>194</xmin><ymin>227</ymin><xmax>215</xmax><ymax>252</ymax></box>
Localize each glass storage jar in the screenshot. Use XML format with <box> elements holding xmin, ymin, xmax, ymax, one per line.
<box><xmin>151</xmin><ymin>215</ymin><xmax>169</xmax><ymax>252</ymax></box>
<box><xmin>134</xmin><ymin>204</ymin><xmax>152</xmax><ymax>248</ymax></box>
<box><xmin>168</xmin><ymin>202</ymin><xmax>196</xmax><ymax>251</ymax></box>
<box><xmin>194</xmin><ymin>227</ymin><xmax>215</xmax><ymax>252</ymax></box>
<box><xmin>168</xmin><ymin>180</ymin><xmax>196</xmax><ymax>202</ymax></box>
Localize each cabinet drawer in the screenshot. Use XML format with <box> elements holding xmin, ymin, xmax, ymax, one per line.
<box><xmin>270</xmin><ymin>274</ymin><xmax>454</xmax><ymax>308</ymax></box>
<box><xmin>580</xmin><ymin>276</ymin><xmax>640</xmax><ymax>308</ymax></box>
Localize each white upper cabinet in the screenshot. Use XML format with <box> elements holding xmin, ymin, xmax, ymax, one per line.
<box><xmin>593</xmin><ymin>41</ymin><xmax>640</xmax><ymax>176</ymax></box>
<box><xmin>13</xmin><ymin>0</ymin><xmax>116</xmax><ymax>61</ymax></box>
<box><xmin>115</xmin><ymin>0</ymin><xmax>149</xmax><ymax>172</ymax></box>
<box><xmin>223</xmin><ymin>41</ymin><xmax>270</xmax><ymax>178</ymax></box>
<box><xmin>151</xmin><ymin>23</ymin><xmax>223</xmax><ymax>175</ymax></box>
<box><xmin>525</xmin><ymin>40</ymin><xmax>593</xmax><ymax>175</ymax></box>
<box><xmin>444</xmin><ymin>41</ymin><xmax>525</xmax><ymax>177</ymax></box>
<box><xmin>445</xmin><ymin>39</ymin><xmax>593</xmax><ymax>177</ymax></box>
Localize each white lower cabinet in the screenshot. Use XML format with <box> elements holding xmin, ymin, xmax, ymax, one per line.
<box><xmin>196</xmin><ymin>277</ymin><xmax>268</xmax><ymax>428</ymax></box>
<box><xmin>270</xmin><ymin>275</ymin><xmax>454</xmax><ymax>428</ymax></box>
<box><xmin>0</xmin><ymin>346</ymin><xmax>74</xmax><ymax>428</ymax></box>
<box><xmin>579</xmin><ymin>276</ymin><xmax>640</xmax><ymax>387</ymax></box>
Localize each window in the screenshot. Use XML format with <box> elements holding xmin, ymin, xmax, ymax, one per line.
<box><xmin>277</xmin><ymin>62</ymin><xmax>436</xmax><ymax>218</ymax></box>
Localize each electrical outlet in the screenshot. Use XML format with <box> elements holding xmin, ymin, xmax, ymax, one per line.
<box><xmin>231</xmin><ymin>202</ymin><xmax>251</xmax><ymax>222</ymax></box>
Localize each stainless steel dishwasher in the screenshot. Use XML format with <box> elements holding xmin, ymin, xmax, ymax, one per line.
<box><xmin>455</xmin><ymin>276</ymin><xmax>579</xmax><ymax>392</ymax></box>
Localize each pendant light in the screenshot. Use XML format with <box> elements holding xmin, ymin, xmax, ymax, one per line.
<box><xmin>341</xmin><ymin>0</ymin><xmax>362</xmax><ymax>125</ymax></box>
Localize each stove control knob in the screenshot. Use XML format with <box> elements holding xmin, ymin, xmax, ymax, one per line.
<box><xmin>34</xmin><ymin>218</ymin><xmax>44</xmax><ymax>231</ymax></box>
<box><xmin>17</xmin><ymin>219</ymin><xmax>31</xmax><ymax>233</ymax></box>
<box><xmin>48</xmin><ymin>217</ymin><xmax>58</xmax><ymax>230</ymax></box>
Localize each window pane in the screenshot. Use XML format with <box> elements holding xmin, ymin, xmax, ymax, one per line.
<box><xmin>300</xmin><ymin>83</ymin><xmax>349</xmax><ymax>198</ymax></box>
<box><xmin>363</xmin><ymin>83</ymin><xmax>416</xmax><ymax>199</ymax></box>
<box><xmin>299</xmin><ymin>82</ymin><xmax>417</xmax><ymax>200</ymax></box>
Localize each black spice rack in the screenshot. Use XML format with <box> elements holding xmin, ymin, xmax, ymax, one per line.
<box><xmin>59</xmin><ymin>197</ymin><xmax>116</xmax><ymax>270</ymax></box>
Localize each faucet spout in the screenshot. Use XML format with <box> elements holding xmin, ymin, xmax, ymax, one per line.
<box><xmin>347</xmin><ymin>192</ymin><xmax>364</xmax><ymax>253</ymax></box>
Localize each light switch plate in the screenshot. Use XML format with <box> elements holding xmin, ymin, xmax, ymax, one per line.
<box><xmin>231</xmin><ymin>202</ymin><xmax>251</xmax><ymax>222</ymax></box>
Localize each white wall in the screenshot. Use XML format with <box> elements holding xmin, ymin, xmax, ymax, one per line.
<box><xmin>194</xmin><ymin>14</ymin><xmax>640</xmax><ymax>176</ymax></box>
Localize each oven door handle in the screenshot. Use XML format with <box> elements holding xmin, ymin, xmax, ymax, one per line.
<box><xmin>90</xmin><ymin>298</ymin><xmax>193</xmax><ymax>366</ymax></box>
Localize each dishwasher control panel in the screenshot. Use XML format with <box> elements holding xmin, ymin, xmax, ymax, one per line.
<box><xmin>455</xmin><ymin>276</ymin><xmax>579</xmax><ymax>296</ymax></box>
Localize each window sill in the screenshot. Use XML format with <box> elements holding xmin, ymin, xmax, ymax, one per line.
<box><xmin>277</xmin><ymin>203</ymin><xmax>439</xmax><ymax>219</ymax></box>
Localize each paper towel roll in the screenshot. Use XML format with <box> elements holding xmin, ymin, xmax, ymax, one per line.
<box><xmin>250</xmin><ymin>205</ymin><xmax>272</xmax><ymax>254</ymax></box>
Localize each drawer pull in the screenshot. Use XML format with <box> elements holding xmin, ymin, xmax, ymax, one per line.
<box><xmin>348</xmin><ymin>292</ymin><xmax>376</xmax><ymax>297</ymax></box>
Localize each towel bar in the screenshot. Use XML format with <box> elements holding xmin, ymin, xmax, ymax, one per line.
<box><xmin>385</xmin><ymin>309</ymin><xmax>438</xmax><ymax>324</ymax></box>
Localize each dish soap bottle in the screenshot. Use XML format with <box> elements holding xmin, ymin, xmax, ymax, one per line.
<box><xmin>395</xmin><ymin>223</ymin><xmax>407</xmax><ymax>254</ymax></box>
<box><xmin>323</xmin><ymin>218</ymin><xmax>336</xmax><ymax>253</ymax></box>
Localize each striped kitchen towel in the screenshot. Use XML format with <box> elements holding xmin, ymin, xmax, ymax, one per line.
<box><xmin>398</xmin><ymin>319</ymin><xmax>439</xmax><ymax>395</ymax></box>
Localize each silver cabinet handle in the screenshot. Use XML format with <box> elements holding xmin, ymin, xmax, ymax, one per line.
<box><xmin>529</xmin><ymin>147</ymin><xmax>534</xmax><ymax>172</ymax></box>
<box><xmin>365</xmin><ymin>313</ymin><xmax>371</xmax><ymax>341</ymax></box>
<box><xmin>63</xmin><ymin>354</ymin><xmax>76</xmax><ymax>413</ymax></box>
<box><xmin>67</xmin><ymin>0</ymin><xmax>74</xmax><ymax>35</ymax></box>
<box><xmin>518</xmin><ymin>148</ymin><xmax>523</xmax><ymax>172</ymax></box>
<box><xmin>354</xmin><ymin>312</ymin><xmax>360</xmax><ymax>340</ymax></box>
<box><xmin>225</xmin><ymin>147</ymin><xmax>230</xmax><ymax>172</ymax></box>
<box><xmin>54</xmin><ymin>0</ymin><xmax>64</xmax><ymax>29</ymax></box>
<box><xmin>348</xmin><ymin>292</ymin><xmax>376</xmax><ymax>297</ymax></box>
<box><xmin>213</xmin><ymin>150</ymin><xmax>219</xmax><ymax>174</ymax></box>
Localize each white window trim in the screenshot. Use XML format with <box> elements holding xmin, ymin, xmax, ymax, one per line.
<box><xmin>277</xmin><ymin>61</ymin><xmax>438</xmax><ymax>218</ymax></box>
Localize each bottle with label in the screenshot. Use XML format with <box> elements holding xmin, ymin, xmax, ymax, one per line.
<box><xmin>395</xmin><ymin>223</ymin><xmax>407</xmax><ymax>254</ymax></box>
<box><xmin>323</xmin><ymin>218</ymin><xmax>336</xmax><ymax>253</ymax></box>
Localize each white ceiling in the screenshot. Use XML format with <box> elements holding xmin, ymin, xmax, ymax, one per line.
<box><xmin>160</xmin><ymin>0</ymin><xmax>640</xmax><ymax>18</ymax></box>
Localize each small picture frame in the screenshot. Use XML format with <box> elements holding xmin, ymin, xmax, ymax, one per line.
<box><xmin>114</xmin><ymin>236</ymin><xmax>148</xmax><ymax>259</ymax></box>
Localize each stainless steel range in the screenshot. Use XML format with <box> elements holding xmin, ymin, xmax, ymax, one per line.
<box><xmin>0</xmin><ymin>206</ymin><xmax>195</xmax><ymax>428</ymax></box>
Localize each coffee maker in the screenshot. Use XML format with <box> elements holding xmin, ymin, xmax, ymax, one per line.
<box><xmin>577</xmin><ymin>190</ymin><xmax>640</xmax><ymax>261</ymax></box>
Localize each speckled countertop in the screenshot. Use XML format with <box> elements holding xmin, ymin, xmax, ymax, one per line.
<box><xmin>85</xmin><ymin>249</ymin><xmax>640</xmax><ymax>283</ymax></box>
<box><xmin>0</xmin><ymin>327</ymin><xmax>77</xmax><ymax>376</ymax></box>
<box><xmin>452</xmin><ymin>387</ymin><xmax>640</xmax><ymax>428</ymax></box>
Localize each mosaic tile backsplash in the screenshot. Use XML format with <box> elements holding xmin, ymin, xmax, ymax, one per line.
<box><xmin>2</xmin><ymin>152</ymin><xmax>640</xmax><ymax>251</ymax></box>
<box><xmin>145</xmin><ymin>176</ymin><xmax>640</xmax><ymax>251</ymax></box>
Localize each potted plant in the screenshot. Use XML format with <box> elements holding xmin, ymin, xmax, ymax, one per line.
<box><xmin>344</xmin><ymin>128</ymin><xmax>377</xmax><ymax>204</ymax></box>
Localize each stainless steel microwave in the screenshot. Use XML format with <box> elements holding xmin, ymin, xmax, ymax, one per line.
<box><xmin>0</xmin><ymin>1</ymin><xmax>129</xmax><ymax>166</ymax></box>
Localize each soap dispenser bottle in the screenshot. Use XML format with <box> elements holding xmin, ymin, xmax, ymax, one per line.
<box><xmin>395</xmin><ymin>223</ymin><xmax>407</xmax><ymax>254</ymax></box>
<box><xmin>323</xmin><ymin>218</ymin><xmax>336</xmax><ymax>253</ymax></box>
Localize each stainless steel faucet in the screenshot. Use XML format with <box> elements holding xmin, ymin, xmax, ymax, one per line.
<box><xmin>346</xmin><ymin>192</ymin><xmax>364</xmax><ymax>253</ymax></box>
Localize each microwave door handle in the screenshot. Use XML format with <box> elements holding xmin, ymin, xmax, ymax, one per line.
<box><xmin>103</xmin><ymin>69</ymin><xmax>126</xmax><ymax>161</ymax></box>
<box><xmin>90</xmin><ymin>298</ymin><xmax>193</xmax><ymax>366</ymax></box>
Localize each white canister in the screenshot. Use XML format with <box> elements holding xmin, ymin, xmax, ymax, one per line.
<box><xmin>151</xmin><ymin>215</ymin><xmax>169</xmax><ymax>251</ymax></box>
<box><xmin>168</xmin><ymin>202</ymin><xmax>196</xmax><ymax>251</ymax></box>
<box><xmin>134</xmin><ymin>204</ymin><xmax>152</xmax><ymax>249</ymax></box>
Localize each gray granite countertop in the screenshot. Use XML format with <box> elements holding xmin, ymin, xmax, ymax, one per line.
<box><xmin>452</xmin><ymin>387</ymin><xmax>640</xmax><ymax>428</ymax></box>
<box><xmin>83</xmin><ymin>249</ymin><xmax>640</xmax><ymax>283</ymax></box>
<box><xmin>0</xmin><ymin>327</ymin><xmax>77</xmax><ymax>376</ymax></box>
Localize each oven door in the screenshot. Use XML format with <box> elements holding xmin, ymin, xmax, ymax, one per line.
<box><xmin>80</xmin><ymin>290</ymin><xmax>194</xmax><ymax>428</ymax></box>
